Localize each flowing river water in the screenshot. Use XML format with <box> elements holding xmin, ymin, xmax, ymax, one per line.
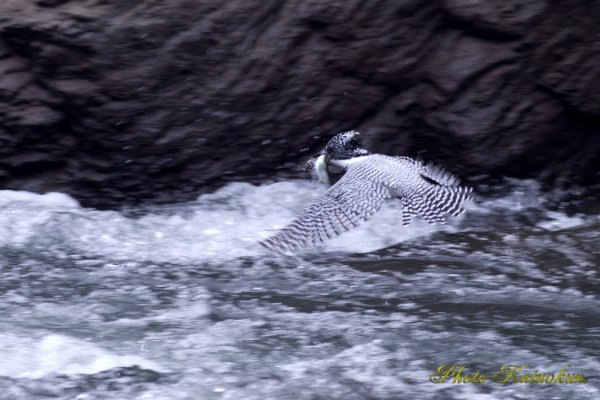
<box><xmin>0</xmin><ymin>178</ymin><xmax>598</xmax><ymax>400</ymax></box>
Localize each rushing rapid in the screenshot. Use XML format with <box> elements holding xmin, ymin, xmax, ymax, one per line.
<box><xmin>0</xmin><ymin>178</ymin><xmax>598</xmax><ymax>400</ymax></box>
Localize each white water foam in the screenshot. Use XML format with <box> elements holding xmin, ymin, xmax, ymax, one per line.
<box><xmin>0</xmin><ymin>179</ymin><xmax>591</xmax><ymax>262</ymax></box>
<box><xmin>0</xmin><ymin>184</ymin><xmax>464</xmax><ymax>261</ymax></box>
<box><xmin>0</xmin><ymin>333</ymin><xmax>163</xmax><ymax>379</ymax></box>
<box><xmin>536</xmin><ymin>211</ymin><xmax>587</xmax><ymax>231</ymax></box>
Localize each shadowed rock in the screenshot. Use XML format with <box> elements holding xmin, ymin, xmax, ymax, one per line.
<box><xmin>0</xmin><ymin>0</ymin><xmax>598</xmax><ymax>208</ymax></box>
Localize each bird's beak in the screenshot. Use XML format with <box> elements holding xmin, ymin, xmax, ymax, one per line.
<box><xmin>304</xmin><ymin>149</ymin><xmax>325</xmax><ymax>171</ymax></box>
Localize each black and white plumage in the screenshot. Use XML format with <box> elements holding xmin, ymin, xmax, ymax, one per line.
<box><xmin>261</xmin><ymin>131</ymin><xmax>473</xmax><ymax>252</ymax></box>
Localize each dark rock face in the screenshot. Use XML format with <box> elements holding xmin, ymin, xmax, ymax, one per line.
<box><xmin>0</xmin><ymin>0</ymin><xmax>598</xmax><ymax>208</ymax></box>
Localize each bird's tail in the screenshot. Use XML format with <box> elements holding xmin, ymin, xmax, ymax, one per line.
<box><xmin>401</xmin><ymin>185</ymin><xmax>474</xmax><ymax>225</ymax></box>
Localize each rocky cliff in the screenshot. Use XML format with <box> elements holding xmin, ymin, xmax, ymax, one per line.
<box><xmin>1</xmin><ymin>0</ymin><xmax>598</xmax><ymax>208</ymax></box>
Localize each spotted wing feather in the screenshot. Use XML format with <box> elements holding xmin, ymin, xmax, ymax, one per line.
<box><xmin>395</xmin><ymin>161</ymin><xmax>473</xmax><ymax>224</ymax></box>
<box><xmin>260</xmin><ymin>163</ymin><xmax>391</xmax><ymax>252</ymax></box>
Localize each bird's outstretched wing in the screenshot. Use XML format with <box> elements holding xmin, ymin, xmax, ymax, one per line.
<box><xmin>260</xmin><ymin>162</ymin><xmax>391</xmax><ymax>252</ymax></box>
<box><xmin>392</xmin><ymin>160</ymin><xmax>474</xmax><ymax>225</ymax></box>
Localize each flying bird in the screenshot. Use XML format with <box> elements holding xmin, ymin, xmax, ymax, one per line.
<box><xmin>261</xmin><ymin>131</ymin><xmax>473</xmax><ymax>252</ymax></box>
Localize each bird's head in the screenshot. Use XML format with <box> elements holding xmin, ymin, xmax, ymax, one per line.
<box><xmin>325</xmin><ymin>130</ymin><xmax>369</xmax><ymax>161</ymax></box>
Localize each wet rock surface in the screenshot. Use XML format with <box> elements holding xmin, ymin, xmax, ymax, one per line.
<box><xmin>0</xmin><ymin>0</ymin><xmax>598</xmax><ymax>208</ymax></box>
